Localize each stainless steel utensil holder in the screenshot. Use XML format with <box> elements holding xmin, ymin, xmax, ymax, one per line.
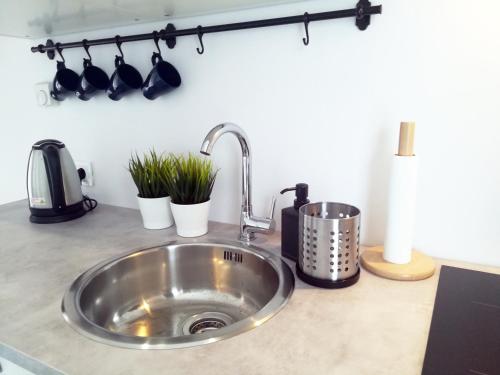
<box><xmin>297</xmin><ymin>202</ymin><xmax>361</xmax><ymax>288</ymax></box>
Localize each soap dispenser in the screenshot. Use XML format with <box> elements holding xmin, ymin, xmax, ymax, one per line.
<box><xmin>280</xmin><ymin>183</ymin><xmax>310</xmax><ymax>261</ymax></box>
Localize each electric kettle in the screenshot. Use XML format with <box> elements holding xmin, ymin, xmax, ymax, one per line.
<box><xmin>27</xmin><ymin>139</ymin><xmax>86</xmax><ymax>223</ymax></box>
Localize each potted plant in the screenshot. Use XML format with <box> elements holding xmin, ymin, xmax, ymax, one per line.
<box><xmin>128</xmin><ymin>150</ymin><xmax>174</xmax><ymax>230</ymax></box>
<box><xmin>164</xmin><ymin>154</ymin><xmax>218</xmax><ymax>237</ymax></box>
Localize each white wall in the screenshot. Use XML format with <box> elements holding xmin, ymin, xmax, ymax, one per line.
<box><xmin>1</xmin><ymin>0</ymin><xmax>500</xmax><ymax>266</ymax></box>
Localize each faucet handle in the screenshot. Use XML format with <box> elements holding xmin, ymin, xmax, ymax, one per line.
<box><xmin>267</xmin><ymin>196</ymin><xmax>277</xmax><ymax>220</ymax></box>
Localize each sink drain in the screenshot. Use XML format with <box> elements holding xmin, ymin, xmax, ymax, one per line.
<box><xmin>189</xmin><ymin>318</ymin><xmax>227</xmax><ymax>334</ymax></box>
<box><xmin>182</xmin><ymin>312</ymin><xmax>234</xmax><ymax>335</ymax></box>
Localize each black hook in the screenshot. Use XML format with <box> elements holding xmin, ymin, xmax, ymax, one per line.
<box><xmin>115</xmin><ymin>35</ymin><xmax>124</xmax><ymax>59</ymax></box>
<box><xmin>82</xmin><ymin>39</ymin><xmax>92</xmax><ymax>62</ymax></box>
<box><xmin>196</xmin><ymin>26</ymin><xmax>205</xmax><ymax>55</ymax></box>
<box><xmin>55</xmin><ymin>43</ymin><xmax>65</xmax><ymax>63</ymax></box>
<box><xmin>152</xmin><ymin>31</ymin><xmax>162</xmax><ymax>57</ymax></box>
<box><xmin>302</xmin><ymin>12</ymin><xmax>310</xmax><ymax>46</ymax></box>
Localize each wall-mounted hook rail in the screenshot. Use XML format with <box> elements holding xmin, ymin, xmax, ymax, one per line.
<box><xmin>30</xmin><ymin>0</ymin><xmax>381</xmax><ymax>59</ymax></box>
<box><xmin>82</xmin><ymin>39</ymin><xmax>92</xmax><ymax>62</ymax></box>
<box><xmin>114</xmin><ymin>35</ymin><xmax>124</xmax><ymax>59</ymax></box>
<box><xmin>55</xmin><ymin>43</ymin><xmax>65</xmax><ymax>63</ymax></box>
<box><xmin>152</xmin><ymin>31</ymin><xmax>162</xmax><ymax>56</ymax></box>
<box><xmin>196</xmin><ymin>26</ymin><xmax>205</xmax><ymax>55</ymax></box>
<box><xmin>302</xmin><ymin>12</ymin><xmax>310</xmax><ymax>46</ymax></box>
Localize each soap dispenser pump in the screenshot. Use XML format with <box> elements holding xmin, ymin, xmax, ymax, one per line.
<box><xmin>280</xmin><ymin>183</ymin><xmax>310</xmax><ymax>261</ymax></box>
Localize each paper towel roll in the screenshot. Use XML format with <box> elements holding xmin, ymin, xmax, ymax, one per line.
<box><xmin>383</xmin><ymin>155</ymin><xmax>418</xmax><ymax>264</ymax></box>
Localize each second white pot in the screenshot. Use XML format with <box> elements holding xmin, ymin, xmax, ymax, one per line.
<box><xmin>170</xmin><ymin>200</ymin><xmax>210</xmax><ymax>237</ymax></box>
<box><xmin>137</xmin><ymin>196</ymin><xmax>174</xmax><ymax>230</ymax></box>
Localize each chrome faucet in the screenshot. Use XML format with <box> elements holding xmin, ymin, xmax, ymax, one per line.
<box><xmin>200</xmin><ymin>123</ymin><xmax>276</xmax><ymax>242</ymax></box>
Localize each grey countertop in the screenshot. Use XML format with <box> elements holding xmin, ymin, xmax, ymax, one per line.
<box><xmin>1</xmin><ymin>200</ymin><xmax>499</xmax><ymax>375</ymax></box>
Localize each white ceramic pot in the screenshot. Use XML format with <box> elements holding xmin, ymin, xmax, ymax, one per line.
<box><xmin>137</xmin><ymin>196</ymin><xmax>174</xmax><ymax>230</ymax></box>
<box><xmin>170</xmin><ymin>200</ymin><xmax>211</xmax><ymax>237</ymax></box>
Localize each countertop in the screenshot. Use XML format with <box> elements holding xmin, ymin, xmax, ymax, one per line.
<box><xmin>1</xmin><ymin>200</ymin><xmax>499</xmax><ymax>375</ymax></box>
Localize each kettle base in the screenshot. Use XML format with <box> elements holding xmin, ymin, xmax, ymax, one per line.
<box><xmin>29</xmin><ymin>204</ymin><xmax>86</xmax><ymax>224</ymax></box>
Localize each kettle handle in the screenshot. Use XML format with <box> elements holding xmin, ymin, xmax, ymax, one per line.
<box><xmin>41</xmin><ymin>145</ymin><xmax>66</xmax><ymax>211</ymax></box>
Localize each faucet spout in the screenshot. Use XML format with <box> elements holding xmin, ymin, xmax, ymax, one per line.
<box><xmin>200</xmin><ymin>123</ymin><xmax>252</xmax><ymax>216</ymax></box>
<box><xmin>200</xmin><ymin>123</ymin><xmax>250</xmax><ymax>158</ymax></box>
<box><xmin>200</xmin><ymin>123</ymin><xmax>274</xmax><ymax>242</ymax></box>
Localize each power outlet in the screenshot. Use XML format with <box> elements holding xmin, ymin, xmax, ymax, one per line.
<box><xmin>75</xmin><ymin>161</ymin><xmax>94</xmax><ymax>187</ymax></box>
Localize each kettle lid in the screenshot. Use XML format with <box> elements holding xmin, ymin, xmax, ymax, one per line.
<box><xmin>32</xmin><ymin>139</ymin><xmax>65</xmax><ymax>150</ymax></box>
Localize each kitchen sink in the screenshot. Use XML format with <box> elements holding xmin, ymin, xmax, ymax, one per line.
<box><xmin>62</xmin><ymin>240</ymin><xmax>294</xmax><ymax>349</ymax></box>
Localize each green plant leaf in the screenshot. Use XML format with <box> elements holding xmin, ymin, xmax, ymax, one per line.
<box><xmin>128</xmin><ymin>150</ymin><xmax>173</xmax><ymax>199</ymax></box>
<box><xmin>164</xmin><ymin>153</ymin><xmax>218</xmax><ymax>205</ymax></box>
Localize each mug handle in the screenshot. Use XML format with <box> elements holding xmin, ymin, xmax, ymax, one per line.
<box><xmin>83</xmin><ymin>58</ymin><xmax>92</xmax><ymax>69</ymax></box>
<box><xmin>56</xmin><ymin>60</ymin><xmax>66</xmax><ymax>71</ymax></box>
<box><xmin>114</xmin><ymin>55</ymin><xmax>124</xmax><ymax>68</ymax></box>
<box><xmin>151</xmin><ymin>52</ymin><xmax>163</xmax><ymax>66</ymax></box>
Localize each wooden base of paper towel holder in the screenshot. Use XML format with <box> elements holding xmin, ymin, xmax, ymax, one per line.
<box><xmin>360</xmin><ymin>246</ymin><xmax>435</xmax><ymax>281</ymax></box>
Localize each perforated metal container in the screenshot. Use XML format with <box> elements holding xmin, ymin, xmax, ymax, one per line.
<box><xmin>297</xmin><ymin>202</ymin><xmax>361</xmax><ymax>288</ymax></box>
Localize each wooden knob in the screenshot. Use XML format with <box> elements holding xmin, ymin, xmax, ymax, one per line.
<box><xmin>398</xmin><ymin>122</ymin><xmax>415</xmax><ymax>156</ymax></box>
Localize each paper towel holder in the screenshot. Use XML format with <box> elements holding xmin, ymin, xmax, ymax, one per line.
<box><xmin>360</xmin><ymin>122</ymin><xmax>435</xmax><ymax>281</ymax></box>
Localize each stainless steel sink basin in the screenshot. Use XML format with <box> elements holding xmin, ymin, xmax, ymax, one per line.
<box><xmin>62</xmin><ymin>240</ymin><xmax>294</xmax><ymax>349</ymax></box>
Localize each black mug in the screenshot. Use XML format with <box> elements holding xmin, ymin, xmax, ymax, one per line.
<box><xmin>76</xmin><ymin>58</ymin><xmax>110</xmax><ymax>101</ymax></box>
<box><xmin>142</xmin><ymin>52</ymin><xmax>181</xmax><ymax>100</ymax></box>
<box><xmin>106</xmin><ymin>56</ymin><xmax>143</xmax><ymax>101</ymax></box>
<box><xmin>50</xmin><ymin>61</ymin><xmax>79</xmax><ymax>101</ymax></box>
